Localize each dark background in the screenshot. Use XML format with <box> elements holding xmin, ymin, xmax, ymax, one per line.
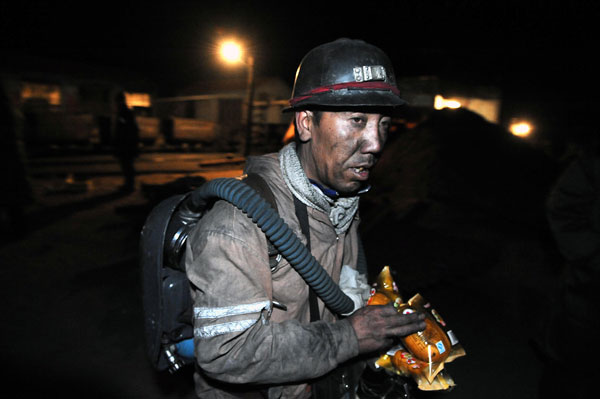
<box><xmin>2</xmin><ymin>1</ymin><xmax>599</xmax><ymax>398</ymax></box>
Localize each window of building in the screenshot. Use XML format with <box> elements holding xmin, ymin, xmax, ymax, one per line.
<box><xmin>124</xmin><ymin>92</ymin><xmax>151</xmax><ymax>108</ymax></box>
<box><xmin>21</xmin><ymin>82</ymin><xmax>61</xmax><ymax>105</ymax></box>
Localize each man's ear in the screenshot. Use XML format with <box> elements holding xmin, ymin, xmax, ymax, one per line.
<box><xmin>295</xmin><ymin>110</ymin><xmax>313</xmax><ymax>142</ymax></box>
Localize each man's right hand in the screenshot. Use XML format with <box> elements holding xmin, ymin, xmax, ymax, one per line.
<box><xmin>348</xmin><ymin>305</ymin><xmax>427</xmax><ymax>354</ymax></box>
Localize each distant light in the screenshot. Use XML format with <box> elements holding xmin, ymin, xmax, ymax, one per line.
<box><xmin>21</xmin><ymin>82</ymin><xmax>61</xmax><ymax>105</ymax></box>
<box><xmin>220</xmin><ymin>40</ymin><xmax>243</xmax><ymax>64</ymax></box>
<box><xmin>509</xmin><ymin>121</ymin><xmax>533</xmax><ymax>137</ymax></box>
<box><xmin>124</xmin><ymin>92</ymin><xmax>151</xmax><ymax>108</ymax></box>
<box><xmin>434</xmin><ymin>94</ymin><xmax>461</xmax><ymax>110</ymax></box>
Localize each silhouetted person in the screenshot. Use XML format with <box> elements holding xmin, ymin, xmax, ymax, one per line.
<box><xmin>540</xmin><ymin>136</ymin><xmax>600</xmax><ymax>398</ymax></box>
<box><xmin>0</xmin><ymin>82</ymin><xmax>34</xmax><ymax>240</ymax></box>
<box><xmin>113</xmin><ymin>92</ymin><xmax>139</xmax><ymax>192</ymax></box>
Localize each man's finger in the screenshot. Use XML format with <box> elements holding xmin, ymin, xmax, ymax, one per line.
<box><xmin>387</xmin><ymin>320</ymin><xmax>427</xmax><ymax>338</ymax></box>
<box><xmin>389</xmin><ymin>311</ymin><xmax>425</xmax><ymax>325</ymax></box>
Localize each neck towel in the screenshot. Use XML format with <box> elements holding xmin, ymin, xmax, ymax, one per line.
<box><xmin>279</xmin><ymin>142</ymin><xmax>359</xmax><ymax>234</ymax></box>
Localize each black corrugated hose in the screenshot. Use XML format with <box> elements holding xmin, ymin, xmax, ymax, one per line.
<box><xmin>183</xmin><ymin>177</ymin><xmax>355</xmax><ymax>315</ymax></box>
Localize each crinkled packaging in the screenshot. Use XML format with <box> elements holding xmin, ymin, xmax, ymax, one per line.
<box><xmin>367</xmin><ymin>266</ymin><xmax>466</xmax><ymax>391</ymax></box>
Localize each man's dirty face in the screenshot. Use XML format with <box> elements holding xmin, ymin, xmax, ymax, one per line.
<box><xmin>297</xmin><ymin>110</ymin><xmax>390</xmax><ymax>195</ymax></box>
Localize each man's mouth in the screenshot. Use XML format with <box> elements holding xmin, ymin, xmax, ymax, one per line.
<box><xmin>352</xmin><ymin>163</ymin><xmax>374</xmax><ymax>172</ymax></box>
<box><xmin>351</xmin><ymin>166</ymin><xmax>371</xmax><ymax>179</ymax></box>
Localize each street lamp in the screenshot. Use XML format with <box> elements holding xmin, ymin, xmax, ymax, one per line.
<box><xmin>509</xmin><ymin>120</ymin><xmax>533</xmax><ymax>138</ymax></box>
<box><xmin>220</xmin><ymin>41</ymin><xmax>243</xmax><ymax>63</ymax></box>
<box><xmin>219</xmin><ymin>39</ymin><xmax>255</xmax><ymax>156</ymax></box>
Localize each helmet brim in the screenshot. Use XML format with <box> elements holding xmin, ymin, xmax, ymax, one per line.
<box><xmin>282</xmin><ymin>88</ymin><xmax>407</xmax><ymax>113</ymax></box>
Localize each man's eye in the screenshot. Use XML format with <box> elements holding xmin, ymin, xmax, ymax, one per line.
<box><xmin>350</xmin><ymin>117</ymin><xmax>366</xmax><ymax>125</ymax></box>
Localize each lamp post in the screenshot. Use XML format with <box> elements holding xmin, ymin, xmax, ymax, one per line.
<box><xmin>243</xmin><ymin>55</ymin><xmax>255</xmax><ymax>156</ymax></box>
<box><xmin>219</xmin><ymin>40</ymin><xmax>255</xmax><ymax>156</ymax></box>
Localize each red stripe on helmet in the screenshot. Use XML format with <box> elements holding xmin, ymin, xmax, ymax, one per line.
<box><xmin>289</xmin><ymin>81</ymin><xmax>401</xmax><ymax>106</ymax></box>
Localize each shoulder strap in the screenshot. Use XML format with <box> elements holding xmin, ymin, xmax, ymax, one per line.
<box><xmin>244</xmin><ymin>173</ymin><xmax>357</xmax><ymax>322</ymax></box>
<box><xmin>293</xmin><ymin>196</ymin><xmax>320</xmax><ymax>322</ymax></box>
<box><xmin>243</xmin><ymin>173</ymin><xmax>281</xmax><ymax>269</ymax></box>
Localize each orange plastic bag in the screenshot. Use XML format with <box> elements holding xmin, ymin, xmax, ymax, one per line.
<box><xmin>367</xmin><ymin>266</ymin><xmax>466</xmax><ymax>390</ymax></box>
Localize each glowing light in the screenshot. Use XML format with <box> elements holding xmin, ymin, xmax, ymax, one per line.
<box><xmin>124</xmin><ymin>92</ymin><xmax>151</xmax><ymax>108</ymax></box>
<box><xmin>21</xmin><ymin>82</ymin><xmax>61</xmax><ymax>105</ymax></box>
<box><xmin>434</xmin><ymin>94</ymin><xmax>461</xmax><ymax>110</ymax></box>
<box><xmin>509</xmin><ymin>121</ymin><xmax>532</xmax><ymax>137</ymax></box>
<box><xmin>220</xmin><ymin>40</ymin><xmax>243</xmax><ymax>64</ymax></box>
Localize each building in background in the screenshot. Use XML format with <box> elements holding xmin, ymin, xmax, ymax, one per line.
<box><xmin>6</xmin><ymin>53</ymin><xmax>562</xmax><ymax>157</ymax></box>
<box><xmin>397</xmin><ymin>76</ymin><xmax>502</xmax><ymax>124</ymax></box>
<box><xmin>154</xmin><ymin>76</ymin><xmax>291</xmax><ymax>153</ymax></box>
<box><xmin>1</xmin><ymin>53</ymin><xmax>293</xmax><ymax>155</ymax></box>
<box><xmin>0</xmin><ymin>55</ymin><xmax>155</xmax><ymax>154</ymax></box>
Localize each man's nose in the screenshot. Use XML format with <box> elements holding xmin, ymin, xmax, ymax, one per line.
<box><xmin>361</xmin><ymin>122</ymin><xmax>384</xmax><ymax>154</ymax></box>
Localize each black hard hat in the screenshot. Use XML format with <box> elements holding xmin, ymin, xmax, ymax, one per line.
<box><xmin>284</xmin><ymin>38</ymin><xmax>406</xmax><ymax>112</ymax></box>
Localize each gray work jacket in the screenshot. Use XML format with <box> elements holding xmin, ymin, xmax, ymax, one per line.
<box><xmin>185</xmin><ymin>151</ymin><xmax>361</xmax><ymax>398</ymax></box>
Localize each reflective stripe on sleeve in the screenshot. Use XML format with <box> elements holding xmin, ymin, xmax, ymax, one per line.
<box><xmin>194</xmin><ymin>319</ymin><xmax>257</xmax><ymax>338</ymax></box>
<box><xmin>194</xmin><ymin>300</ymin><xmax>271</xmax><ymax>319</ymax></box>
<box><xmin>193</xmin><ymin>300</ymin><xmax>271</xmax><ymax>339</ymax></box>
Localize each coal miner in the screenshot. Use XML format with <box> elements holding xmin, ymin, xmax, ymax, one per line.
<box><xmin>185</xmin><ymin>38</ymin><xmax>426</xmax><ymax>398</ymax></box>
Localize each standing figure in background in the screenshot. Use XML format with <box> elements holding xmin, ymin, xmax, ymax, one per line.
<box><xmin>0</xmin><ymin>82</ymin><xmax>33</xmax><ymax>240</ymax></box>
<box><xmin>542</xmin><ymin>136</ymin><xmax>600</xmax><ymax>398</ymax></box>
<box><xmin>113</xmin><ymin>91</ymin><xmax>139</xmax><ymax>192</ymax></box>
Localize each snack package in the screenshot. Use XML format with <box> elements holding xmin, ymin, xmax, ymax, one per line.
<box><xmin>375</xmin><ymin>348</ymin><xmax>456</xmax><ymax>391</ymax></box>
<box><xmin>367</xmin><ymin>266</ymin><xmax>466</xmax><ymax>390</ymax></box>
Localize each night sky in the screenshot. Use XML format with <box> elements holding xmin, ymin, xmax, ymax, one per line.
<box><xmin>2</xmin><ymin>1</ymin><xmax>600</xmax><ymax>136</ymax></box>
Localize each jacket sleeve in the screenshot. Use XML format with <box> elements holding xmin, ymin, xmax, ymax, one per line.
<box><xmin>185</xmin><ymin>201</ymin><xmax>359</xmax><ymax>385</ymax></box>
